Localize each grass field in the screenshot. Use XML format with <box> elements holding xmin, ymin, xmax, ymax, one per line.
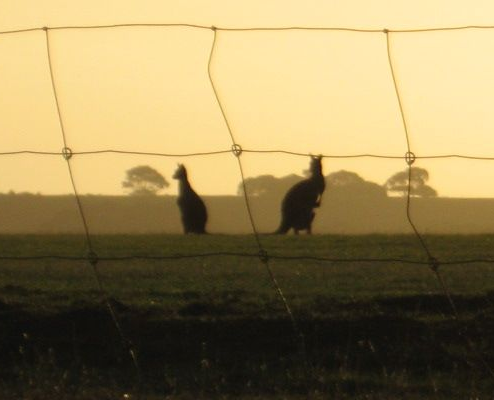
<box><xmin>1</xmin><ymin>234</ymin><xmax>494</xmax><ymax>399</ymax></box>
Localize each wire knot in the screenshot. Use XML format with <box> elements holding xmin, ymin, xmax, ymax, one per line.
<box><xmin>61</xmin><ymin>147</ymin><xmax>73</xmax><ymax>160</ymax></box>
<box><xmin>231</xmin><ymin>144</ymin><xmax>243</xmax><ymax>157</ymax></box>
<box><xmin>211</xmin><ymin>25</ymin><xmax>217</xmax><ymax>31</ymax></box>
<box><xmin>428</xmin><ymin>256</ymin><xmax>440</xmax><ymax>272</ymax></box>
<box><xmin>42</xmin><ymin>26</ymin><xmax>48</xmax><ymax>32</ymax></box>
<box><xmin>87</xmin><ymin>250</ymin><xmax>99</xmax><ymax>266</ymax></box>
<box><xmin>258</xmin><ymin>249</ymin><xmax>269</xmax><ymax>263</ymax></box>
<box><xmin>383</xmin><ymin>28</ymin><xmax>389</xmax><ymax>34</ymax></box>
<box><xmin>405</xmin><ymin>151</ymin><xmax>416</xmax><ymax>165</ymax></box>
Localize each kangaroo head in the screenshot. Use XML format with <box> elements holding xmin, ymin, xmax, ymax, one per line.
<box><xmin>173</xmin><ymin>164</ymin><xmax>187</xmax><ymax>180</ymax></box>
<box><xmin>308</xmin><ymin>155</ymin><xmax>323</xmax><ymax>177</ymax></box>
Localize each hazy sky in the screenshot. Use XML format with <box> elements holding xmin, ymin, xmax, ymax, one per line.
<box><xmin>2</xmin><ymin>1</ymin><xmax>494</xmax><ymax>197</ymax></box>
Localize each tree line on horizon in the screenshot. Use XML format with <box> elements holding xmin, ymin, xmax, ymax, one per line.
<box><xmin>120</xmin><ymin>164</ymin><xmax>437</xmax><ymax>198</ymax></box>
<box><xmin>0</xmin><ymin>165</ymin><xmax>437</xmax><ymax>198</ymax></box>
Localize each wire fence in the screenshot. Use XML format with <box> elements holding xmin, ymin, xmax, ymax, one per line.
<box><xmin>2</xmin><ymin>22</ymin><xmax>494</xmax><ymax>390</ymax></box>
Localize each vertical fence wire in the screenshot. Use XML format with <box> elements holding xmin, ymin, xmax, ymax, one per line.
<box><xmin>43</xmin><ymin>27</ymin><xmax>93</xmax><ymax>251</ymax></box>
<box><xmin>43</xmin><ymin>27</ymin><xmax>142</xmax><ymax>387</ymax></box>
<box><xmin>384</xmin><ymin>30</ymin><xmax>434</xmax><ymax>261</ymax></box>
<box><xmin>206</xmin><ymin>27</ymin><xmax>308</xmax><ymax>363</ymax></box>
<box><xmin>384</xmin><ymin>29</ymin><xmax>493</xmax><ymax>378</ymax></box>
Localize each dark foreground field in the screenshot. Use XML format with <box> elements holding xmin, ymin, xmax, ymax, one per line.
<box><xmin>1</xmin><ymin>234</ymin><xmax>494</xmax><ymax>399</ymax></box>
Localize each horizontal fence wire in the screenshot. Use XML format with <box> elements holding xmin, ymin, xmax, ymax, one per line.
<box><xmin>2</xmin><ymin>20</ymin><xmax>494</xmax><ymax>386</ymax></box>
<box><xmin>3</xmin><ymin>253</ymin><xmax>494</xmax><ymax>266</ymax></box>
<box><xmin>3</xmin><ymin>149</ymin><xmax>494</xmax><ymax>160</ymax></box>
<box><xmin>2</xmin><ymin>23</ymin><xmax>494</xmax><ymax>35</ymax></box>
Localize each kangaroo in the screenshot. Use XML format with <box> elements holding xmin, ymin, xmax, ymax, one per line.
<box><xmin>275</xmin><ymin>155</ymin><xmax>325</xmax><ymax>235</ymax></box>
<box><xmin>173</xmin><ymin>164</ymin><xmax>208</xmax><ymax>234</ymax></box>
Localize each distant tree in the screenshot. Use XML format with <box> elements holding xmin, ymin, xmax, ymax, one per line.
<box><xmin>122</xmin><ymin>165</ymin><xmax>169</xmax><ymax>196</ymax></box>
<box><xmin>384</xmin><ymin>167</ymin><xmax>437</xmax><ymax>197</ymax></box>
<box><xmin>327</xmin><ymin>170</ymin><xmax>386</xmax><ymax>198</ymax></box>
<box><xmin>328</xmin><ymin>170</ymin><xmax>364</xmax><ymax>187</ymax></box>
<box><xmin>238</xmin><ymin>174</ymin><xmax>302</xmax><ymax>197</ymax></box>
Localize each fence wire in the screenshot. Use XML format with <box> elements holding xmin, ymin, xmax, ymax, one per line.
<box><xmin>1</xmin><ymin>22</ymin><xmax>494</xmax><ymax>390</ymax></box>
<box><xmin>385</xmin><ymin>30</ymin><xmax>494</xmax><ymax>378</ymax></box>
<box><xmin>43</xmin><ymin>27</ymin><xmax>142</xmax><ymax>387</ymax></box>
<box><xmin>3</xmin><ymin>23</ymin><xmax>494</xmax><ymax>35</ymax></box>
<box><xmin>4</xmin><ymin>149</ymin><xmax>494</xmax><ymax>160</ymax></box>
<box><xmin>206</xmin><ymin>27</ymin><xmax>308</xmax><ymax>364</ymax></box>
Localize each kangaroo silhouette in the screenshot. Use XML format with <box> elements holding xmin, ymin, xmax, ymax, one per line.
<box><xmin>173</xmin><ymin>164</ymin><xmax>208</xmax><ymax>234</ymax></box>
<box><xmin>275</xmin><ymin>155</ymin><xmax>325</xmax><ymax>234</ymax></box>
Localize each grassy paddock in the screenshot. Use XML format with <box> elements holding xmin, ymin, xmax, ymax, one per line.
<box><xmin>1</xmin><ymin>234</ymin><xmax>494</xmax><ymax>399</ymax></box>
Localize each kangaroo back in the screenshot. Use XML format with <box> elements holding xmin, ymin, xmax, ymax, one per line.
<box><xmin>275</xmin><ymin>156</ymin><xmax>325</xmax><ymax>234</ymax></box>
<box><xmin>173</xmin><ymin>164</ymin><xmax>208</xmax><ymax>234</ymax></box>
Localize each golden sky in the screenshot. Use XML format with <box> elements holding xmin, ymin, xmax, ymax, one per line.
<box><xmin>2</xmin><ymin>0</ymin><xmax>494</xmax><ymax>197</ymax></box>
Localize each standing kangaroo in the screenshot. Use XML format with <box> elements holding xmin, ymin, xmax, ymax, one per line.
<box><xmin>275</xmin><ymin>155</ymin><xmax>325</xmax><ymax>234</ymax></box>
<box><xmin>173</xmin><ymin>164</ymin><xmax>208</xmax><ymax>234</ymax></box>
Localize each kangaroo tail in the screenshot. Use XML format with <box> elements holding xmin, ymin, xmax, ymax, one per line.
<box><xmin>274</xmin><ymin>220</ymin><xmax>290</xmax><ymax>234</ymax></box>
